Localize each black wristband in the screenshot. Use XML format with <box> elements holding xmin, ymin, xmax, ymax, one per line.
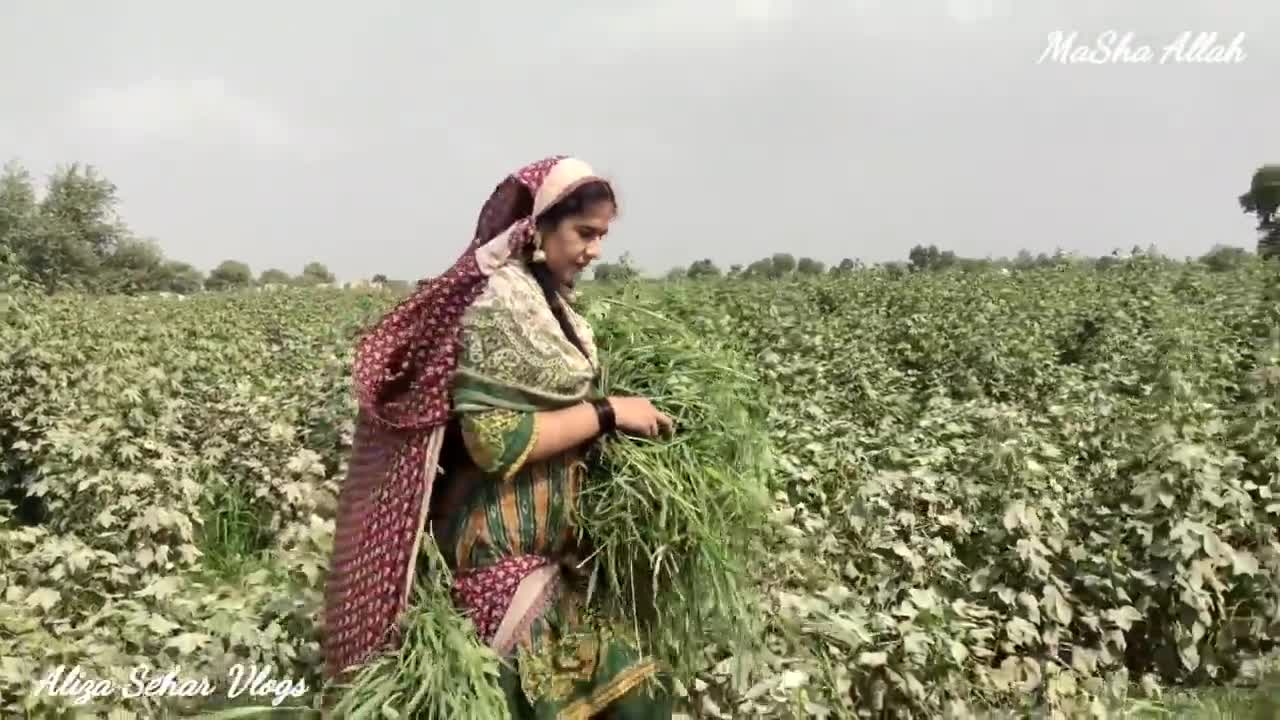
<box><xmin>590</xmin><ymin>398</ymin><xmax>616</xmax><ymax>435</ymax></box>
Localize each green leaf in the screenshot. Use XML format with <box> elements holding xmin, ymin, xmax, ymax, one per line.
<box><xmin>24</xmin><ymin>587</ymin><xmax>60</xmax><ymax>611</ymax></box>
<box><xmin>137</xmin><ymin>575</ymin><xmax>181</xmax><ymax>600</ymax></box>
<box><xmin>856</xmin><ymin>651</ymin><xmax>888</xmax><ymax>667</ymax></box>
<box><xmin>164</xmin><ymin>632</ymin><xmax>212</xmax><ymax>655</ymax></box>
<box><xmin>1231</xmin><ymin>549</ymin><xmax>1260</xmax><ymax>576</ymax></box>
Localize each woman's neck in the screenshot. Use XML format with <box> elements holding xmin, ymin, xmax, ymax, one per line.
<box><xmin>522</xmin><ymin>258</ymin><xmax>573</xmax><ymax>299</ymax></box>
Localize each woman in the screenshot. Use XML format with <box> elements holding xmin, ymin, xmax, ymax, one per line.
<box><xmin>324</xmin><ymin>156</ymin><xmax>675</xmax><ymax>719</ymax></box>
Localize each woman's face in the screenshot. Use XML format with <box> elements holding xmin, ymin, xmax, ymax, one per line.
<box><xmin>540</xmin><ymin>200</ymin><xmax>614</xmax><ymax>288</ymax></box>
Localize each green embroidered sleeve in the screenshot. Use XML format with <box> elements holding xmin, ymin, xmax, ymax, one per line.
<box><xmin>459</xmin><ymin>408</ymin><xmax>539</xmax><ymax>481</ymax></box>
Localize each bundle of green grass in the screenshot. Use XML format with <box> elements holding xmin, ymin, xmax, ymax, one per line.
<box><xmin>327</xmin><ymin>547</ymin><xmax>511</xmax><ymax>720</ymax></box>
<box><xmin>576</xmin><ymin>292</ymin><xmax>774</xmax><ymax>678</ymax></box>
<box><xmin>206</xmin><ymin>545</ymin><xmax>513</xmax><ymax>720</ymax></box>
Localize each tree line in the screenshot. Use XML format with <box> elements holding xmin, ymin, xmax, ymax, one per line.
<box><xmin>3</xmin><ymin>159</ymin><xmax>1277</xmax><ymax>296</ymax></box>
<box><xmin>0</xmin><ymin>161</ymin><xmax>348</xmax><ymax>295</ymax></box>
<box><xmin>624</xmin><ymin>163</ymin><xmax>1280</xmax><ymax>282</ymax></box>
<box><xmin>625</xmin><ymin>243</ymin><xmax>1266</xmax><ymax>283</ymax></box>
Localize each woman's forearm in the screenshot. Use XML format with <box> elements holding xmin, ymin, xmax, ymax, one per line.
<box><xmin>524</xmin><ymin>402</ymin><xmax>601</xmax><ymax>463</ymax></box>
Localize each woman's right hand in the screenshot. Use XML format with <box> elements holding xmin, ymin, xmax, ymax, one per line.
<box><xmin>606</xmin><ymin>396</ymin><xmax>674</xmax><ymax>438</ymax></box>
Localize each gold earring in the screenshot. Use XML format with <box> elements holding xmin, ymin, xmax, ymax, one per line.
<box><xmin>532</xmin><ymin>235</ymin><xmax>547</xmax><ymax>263</ymax></box>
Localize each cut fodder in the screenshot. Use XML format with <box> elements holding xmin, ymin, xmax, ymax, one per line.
<box><xmin>327</xmin><ymin>549</ymin><xmax>511</xmax><ymax>720</ymax></box>
<box><xmin>577</xmin><ymin>294</ymin><xmax>774</xmax><ymax>678</ymax></box>
<box><xmin>205</xmin><ymin>543</ymin><xmax>511</xmax><ymax>720</ymax></box>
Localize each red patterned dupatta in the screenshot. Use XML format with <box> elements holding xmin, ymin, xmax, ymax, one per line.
<box><xmin>321</xmin><ymin>155</ymin><xmax>607</xmax><ymax>681</ymax></box>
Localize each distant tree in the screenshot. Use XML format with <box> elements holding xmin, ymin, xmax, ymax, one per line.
<box><xmin>1240</xmin><ymin>165</ymin><xmax>1280</xmax><ymax>259</ymax></box>
<box><xmin>881</xmin><ymin>261</ymin><xmax>908</xmax><ymax>278</ymax></box>
<box><xmin>371</xmin><ymin>273</ymin><xmax>389</xmax><ymax>285</ymax></box>
<box><xmin>686</xmin><ymin>258</ymin><xmax>721</xmax><ymax>278</ymax></box>
<box><xmin>259</xmin><ymin>268</ymin><xmax>291</xmax><ymax>285</ymax></box>
<box><xmin>592</xmin><ymin>263</ymin><xmax>617</xmax><ymax>281</ymax></box>
<box><xmin>206</xmin><ymin>260</ymin><xmax>253</xmax><ymax>291</ymax></box>
<box><xmin>907</xmin><ymin>245</ymin><xmax>931</xmax><ymax>271</ymax></box>
<box><xmin>665</xmin><ymin>267</ymin><xmax>686</xmax><ymax>280</ymax></box>
<box><xmin>771</xmin><ymin>253</ymin><xmax>796</xmax><ymax>275</ymax></box>
<box><xmin>0</xmin><ymin>159</ymin><xmax>220</xmax><ymax>294</ymax></box>
<box><xmin>955</xmin><ymin>257</ymin><xmax>995</xmax><ymax>274</ymax></box>
<box><xmin>100</xmin><ymin>237</ymin><xmax>169</xmax><ymax>294</ymax></box>
<box><xmin>830</xmin><ymin>258</ymin><xmax>856</xmax><ymax>275</ymax></box>
<box><xmin>907</xmin><ymin>244</ymin><xmax>957</xmax><ymax>272</ymax></box>
<box><xmin>2</xmin><ymin>161</ymin><xmax>134</xmax><ymax>292</ymax></box>
<box><xmin>40</xmin><ymin>163</ymin><xmax>127</xmax><ymax>258</ymax></box>
<box><xmin>593</xmin><ymin>252</ymin><xmax>639</xmax><ymax>282</ymax></box>
<box><xmin>797</xmin><ymin>257</ymin><xmax>825</xmax><ymax>275</ymax></box>
<box><xmin>1199</xmin><ymin>244</ymin><xmax>1251</xmax><ymax>272</ymax></box>
<box><xmin>163</xmin><ymin>261</ymin><xmax>204</xmax><ymax>294</ymax></box>
<box><xmin>728</xmin><ymin>264</ymin><xmax>743</xmax><ymax>277</ymax></box>
<box><xmin>298</xmin><ymin>261</ymin><xmax>335</xmax><ymax>285</ymax></box>
<box><xmin>0</xmin><ymin>162</ymin><xmax>36</xmax><ymax>244</ymax></box>
<box><xmin>0</xmin><ymin>162</ymin><xmax>38</xmax><ymax>287</ymax></box>
<box><xmin>743</xmin><ymin>258</ymin><xmax>774</xmax><ymax>278</ymax></box>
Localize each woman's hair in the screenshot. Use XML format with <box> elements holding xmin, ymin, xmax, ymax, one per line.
<box><xmin>534</xmin><ymin>180</ymin><xmax>617</xmax><ymax>235</ymax></box>
<box><xmin>527</xmin><ymin>180</ymin><xmax>616</xmax><ymax>364</ymax></box>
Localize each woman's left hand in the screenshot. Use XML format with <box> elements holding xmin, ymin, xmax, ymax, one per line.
<box><xmin>607</xmin><ymin>396</ymin><xmax>674</xmax><ymax>438</ymax></box>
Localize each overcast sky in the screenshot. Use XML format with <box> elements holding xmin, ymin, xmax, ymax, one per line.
<box><xmin>2</xmin><ymin>1</ymin><xmax>1276</xmax><ymax>281</ymax></box>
